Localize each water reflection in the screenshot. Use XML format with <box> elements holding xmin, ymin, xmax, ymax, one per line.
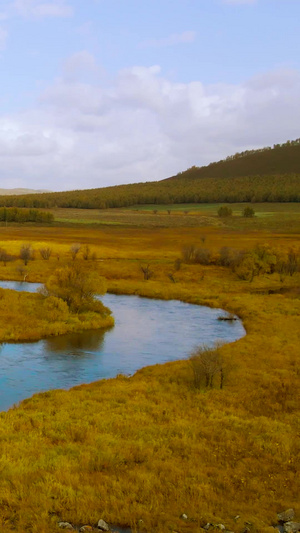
<box><xmin>44</xmin><ymin>328</ymin><xmax>106</xmax><ymax>355</ymax></box>
<box><xmin>0</xmin><ymin>282</ymin><xmax>246</xmax><ymax>411</ymax></box>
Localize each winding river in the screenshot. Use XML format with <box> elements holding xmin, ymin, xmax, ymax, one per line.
<box><xmin>0</xmin><ymin>281</ymin><xmax>245</xmax><ymax>411</ymax></box>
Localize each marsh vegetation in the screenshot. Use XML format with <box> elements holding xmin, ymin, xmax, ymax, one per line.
<box><xmin>0</xmin><ymin>201</ymin><xmax>298</xmax><ymax>532</ymax></box>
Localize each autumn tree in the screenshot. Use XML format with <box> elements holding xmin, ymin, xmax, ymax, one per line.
<box><xmin>82</xmin><ymin>245</ymin><xmax>90</xmax><ymax>260</ymax></box>
<box><xmin>42</xmin><ymin>265</ymin><xmax>107</xmax><ymax>313</ymax></box>
<box><xmin>141</xmin><ymin>264</ymin><xmax>153</xmax><ymax>280</ymax></box>
<box><xmin>190</xmin><ymin>344</ymin><xmax>226</xmax><ymax>389</ymax></box>
<box><xmin>235</xmin><ymin>244</ymin><xmax>277</xmax><ymax>282</ymax></box>
<box><xmin>70</xmin><ymin>243</ymin><xmax>81</xmax><ymax>261</ymax></box>
<box><xmin>0</xmin><ymin>248</ymin><xmax>14</xmax><ymax>266</ymax></box>
<box><xmin>20</xmin><ymin>244</ymin><xmax>33</xmax><ymax>265</ymax></box>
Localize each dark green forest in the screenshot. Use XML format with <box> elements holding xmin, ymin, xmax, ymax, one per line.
<box><xmin>1</xmin><ymin>139</ymin><xmax>300</xmax><ymax>209</ymax></box>
<box><xmin>0</xmin><ymin>207</ymin><xmax>54</xmax><ymax>223</ymax></box>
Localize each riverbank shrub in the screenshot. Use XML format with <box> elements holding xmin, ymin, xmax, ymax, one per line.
<box><xmin>43</xmin><ymin>264</ymin><xmax>107</xmax><ymax>313</ymax></box>
<box><xmin>190</xmin><ymin>344</ymin><xmax>225</xmax><ymax>389</ymax></box>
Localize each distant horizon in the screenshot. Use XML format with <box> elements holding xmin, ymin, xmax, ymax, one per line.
<box><xmin>1</xmin><ymin>136</ymin><xmax>299</xmax><ymax>195</ymax></box>
<box><xmin>0</xmin><ymin>1</ymin><xmax>299</xmax><ymax>191</ymax></box>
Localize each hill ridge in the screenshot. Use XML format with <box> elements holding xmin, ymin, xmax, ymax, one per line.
<box><xmin>0</xmin><ymin>139</ymin><xmax>299</xmax><ymax>208</ymax></box>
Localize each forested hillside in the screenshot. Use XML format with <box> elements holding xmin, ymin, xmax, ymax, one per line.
<box><xmin>167</xmin><ymin>138</ymin><xmax>300</xmax><ymax>181</ymax></box>
<box><xmin>0</xmin><ymin>140</ymin><xmax>299</xmax><ymax>209</ymax></box>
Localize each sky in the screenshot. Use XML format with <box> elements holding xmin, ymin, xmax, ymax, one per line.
<box><xmin>0</xmin><ymin>0</ymin><xmax>299</xmax><ymax>192</ymax></box>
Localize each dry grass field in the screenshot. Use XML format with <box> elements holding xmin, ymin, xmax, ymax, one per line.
<box><xmin>0</xmin><ymin>204</ymin><xmax>298</xmax><ymax>532</ymax></box>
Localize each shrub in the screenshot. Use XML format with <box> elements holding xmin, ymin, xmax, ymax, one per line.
<box><xmin>20</xmin><ymin>244</ymin><xmax>33</xmax><ymax>265</ymax></box>
<box><xmin>70</xmin><ymin>243</ymin><xmax>81</xmax><ymax>260</ymax></box>
<box><xmin>39</xmin><ymin>247</ymin><xmax>52</xmax><ymax>260</ymax></box>
<box><xmin>243</xmin><ymin>206</ymin><xmax>255</xmax><ymax>217</ymax></box>
<box><xmin>218</xmin><ymin>247</ymin><xmax>245</xmax><ymax>270</ymax></box>
<box><xmin>0</xmin><ymin>248</ymin><xmax>15</xmax><ymax>266</ymax></box>
<box><xmin>43</xmin><ymin>296</ymin><xmax>69</xmax><ymax>322</ymax></box>
<box><xmin>182</xmin><ymin>245</ymin><xmax>195</xmax><ymax>262</ymax></box>
<box><xmin>189</xmin><ymin>344</ymin><xmax>225</xmax><ymax>389</ymax></box>
<box><xmin>218</xmin><ymin>206</ymin><xmax>232</xmax><ymax>217</ymax></box>
<box><xmin>194</xmin><ymin>247</ymin><xmax>211</xmax><ymax>265</ymax></box>
<box><xmin>43</xmin><ymin>265</ymin><xmax>107</xmax><ymax>313</ymax></box>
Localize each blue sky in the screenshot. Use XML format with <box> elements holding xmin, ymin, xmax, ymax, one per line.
<box><xmin>0</xmin><ymin>0</ymin><xmax>299</xmax><ymax>191</ymax></box>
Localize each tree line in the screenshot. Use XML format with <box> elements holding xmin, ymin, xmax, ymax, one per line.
<box><xmin>0</xmin><ymin>139</ymin><xmax>299</xmax><ymax>210</ymax></box>
<box><xmin>0</xmin><ymin>173</ymin><xmax>298</xmax><ymax>211</ymax></box>
<box><xmin>0</xmin><ymin>207</ymin><xmax>54</xmax><ymax>223</ymax></box>
<box><xmin>181</xmin><ymin>242</ymin><xmax>300</xmax><ymax>283</ymax></box>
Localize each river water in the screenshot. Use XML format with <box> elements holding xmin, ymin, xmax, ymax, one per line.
<box><xmin>0</xmin><ymin>281</ymin><xmax>245</xmax><ymax>411</ymax></box>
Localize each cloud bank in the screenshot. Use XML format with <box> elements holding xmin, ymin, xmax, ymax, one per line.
<box><xmin>0</xmin><ymin>54</ymin><xmax>299</xmax><ymax>191</ymax></box>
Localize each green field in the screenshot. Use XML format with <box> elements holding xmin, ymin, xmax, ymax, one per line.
<box><xmin>48</xmin><ymin>203</ymin><xmax>300</xmax><ymax>232</ymax></box>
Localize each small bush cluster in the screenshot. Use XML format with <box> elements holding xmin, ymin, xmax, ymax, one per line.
<box><xmin>182</xmin><ymin>244</ymin><xmax>211</xmax><ymax>264</ymax></box>
<box><xmin>243</xmin><ymin>206</ymin><xmax>255</xmax><ymax>217</ymax></box>
<box><xmin>218</xmin><ymin>206</ymin><xmax>232</xmax><ymax>217</ymax></box>
<box><xmin>190</xmin><ymin>344</ymin><xmax>227</xmax><ymax>389</ymax></box>
<box><xmin>181</xmin><ymin>242</ymin><xmax>300</xmax><ymax>282</ymax></box>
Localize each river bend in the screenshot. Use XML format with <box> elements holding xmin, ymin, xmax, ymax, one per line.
<box><xmin>0</xmin><ymin>281</ymin><xmax>245</xmax><ymax>410</ymax></box>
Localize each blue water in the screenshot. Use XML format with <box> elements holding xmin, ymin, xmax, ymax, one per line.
<box><xmin>0</xmin><ymin>281</ymin><xmax>245</xmax><ymax>411</ymax></box>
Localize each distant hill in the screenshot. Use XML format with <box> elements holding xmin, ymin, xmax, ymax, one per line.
<box><xmin>0</xmin><ymin>188</ymin><xmax>50</xmax><ymax>195</ymax></box>
<box><xmin>0</xmin><ymin>139</ymin><xmax>299</xmax><ymax>208</ymax></box>
<box><xmin>165</xmin><ymin>138</ymin><xmax>300</xmax><ymax>182</ymax></box>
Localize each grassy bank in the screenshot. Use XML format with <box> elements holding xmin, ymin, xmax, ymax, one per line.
<box><xmin>0</xmin><ymin>214</ymin><xmax>298</xmax><ymax>532</ymax></box>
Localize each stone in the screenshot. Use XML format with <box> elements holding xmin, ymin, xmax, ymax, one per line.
<box><xmin>97</xmin><ymin>519</ymin><xmax>110</xmax><ymax>531</ymax></box>
<box><xmin>216</xmin><ymin>525</ymin><xmax>226</xmax><ymax>530</ymax></box>
<box><xmin>58</xmin><ymin>523</ymin><xmax>74</xmax><ymax>530</ymax></box>
<box><xmin>283</xmin><ymin>523</ymin><xmax>300</xmax><ymax>533</ymax></box>
<box><xmin>180</xmin><ymin>513</ymin><xmax>188</xmax><ymax>520</ymax></box>
<box><xmin>278</xmin><ymin>511</ymin><xmax>295</xmax><ymax>524</ymax></box>
<box><xmin>275</xmin><ymin>526</ymin><xmax>284</xmax><ymax>533</ymax></box>
<box><xmin>204</xmin><ymin>524</ymin><xmax>212</xmax><ymax>530</ymax></box>
<box><xmin>79</xmin><ymin>527</ymin><xmax>94</xmax><ymax>532</ymax></box>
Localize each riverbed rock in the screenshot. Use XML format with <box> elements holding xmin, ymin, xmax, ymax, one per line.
<box><xmin>283</xmin><ymin>522</ymin><xmax>300</xmax><ymax>533</ymax></box>
<box><xmin>278</xmin><ymin>511</ymin><xmax>295</xmax><ymax>523</ymax></box>
<box><xmin>216</xmin><ymin>524</ymin><xmax>226</xmax><ymax>530</ymax></box>
<box><xmin>79</xmin><ymin>526</ymin><xmax>94</xmax><ymax>532</ymax></box>
<box><xmin>97</xmin><ymin>519</ymin><xmax>110</xmax><ymax>531</ymax></box>
<box><xmin>58</xmin><ymin>523</ymin><xmax>74</xmax><ymax>530</ymax></box>
<box><xmin>180</xmin><ymin>513</ymin><xmax>188</xmax><ymax>520</ymax></box>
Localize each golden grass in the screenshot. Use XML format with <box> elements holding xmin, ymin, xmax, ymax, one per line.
<box><xmin>0</xmin><ymin>217</ymin><xmax>298</xmax><ymax>532</ymax></box>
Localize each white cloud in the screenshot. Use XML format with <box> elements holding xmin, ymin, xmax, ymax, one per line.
<box><xmin>0</xmin><ymin>58</ymin><xmax>299</xmax><ymax>191</ymax></box>
<box><xmin>11</xmin><ymin>0</ymin><xmax>73</xmax><ymax>18</ymax></box>
<box><xmin>140</xmin><ymin>30</ymin><xmax>196</xmax><ymax>48</ymax></box>
<box><xmin>62</xmin><ymin>51</ymin><xmax>100</xmax><ymax>82</ymax></box>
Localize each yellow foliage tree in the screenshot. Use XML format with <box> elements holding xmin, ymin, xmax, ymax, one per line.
<box><xmin>43</xmin><ymin>265</ymin><xmax>107</xmax><ymax>313</ymax></box>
